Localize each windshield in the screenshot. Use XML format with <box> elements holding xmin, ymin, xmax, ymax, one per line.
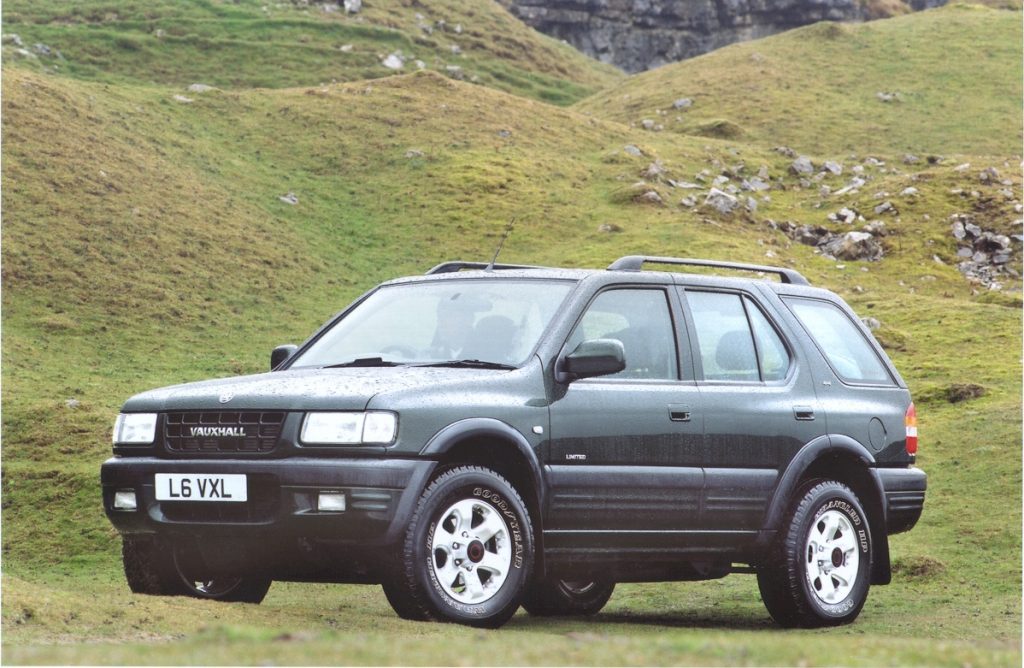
<box><xmin>291</xmin><ymin>279</ymin><xmax>575</xmax><ymax>368</ymax></box>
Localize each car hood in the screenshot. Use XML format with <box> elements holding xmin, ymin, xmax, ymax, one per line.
<box><xmin>120</xmin><ymin>366</ymin><xmax>509</xmax><ymax>412</ymax></box>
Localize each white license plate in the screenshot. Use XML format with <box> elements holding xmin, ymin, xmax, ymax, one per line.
<box><xmin>155</xmin><ymin>473</ymin><xmax>247</xmax><ymax>502</ymax></box>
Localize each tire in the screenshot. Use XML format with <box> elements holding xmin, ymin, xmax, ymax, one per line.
<box><xmin>122</xmin><ymin>536</ymin><xmax>271</xmax><ymax>604</ymax></box>
<box><xmin>123</xmin><ymin>536</ymin><xmax>186</xmax><ymax>595</ymax></box>
<box><xmin>389</xmin><ymin>466</ymin><xmax>534</xmax><ymax>628</ymax></box>
<box><xmin>522</xmin><ymin>578</ymin><xmax>615</xmax><ymax>617</ymax></box>
<box><xmin>381</xmin><ymin>575</ymin><xmax>433</xmax><ymax>621</ymax></box>
<box><xmin>757</xmin><ymin>480</ymin><xmax>872</xmax><ymax>628</ymax></box>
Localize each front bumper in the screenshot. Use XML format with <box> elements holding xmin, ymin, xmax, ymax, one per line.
<box><xmin>876</xmin><ymin>465</ymin><xmax>927</xmax><ymax>534</ymax></box>
<box><xmin>101</xmin><ymin>456</ymin><xmax>435</xmax><ymax>546</ymax></box>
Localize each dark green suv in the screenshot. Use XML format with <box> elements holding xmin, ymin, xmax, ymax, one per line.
<box><xmin>102</xmin><ymin>256</ymin><xmax>926</xmax><ymax>628</ymax></box>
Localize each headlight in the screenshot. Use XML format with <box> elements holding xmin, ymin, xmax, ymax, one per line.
<box><xmin>301</xmin><ymin>411</ymin><xmax>397</xmax><ymax>445</ymax></box>
<box><xmin>113</xmin><ymin>413</ymin><xmax>158</xmax><ymax>445</ymax></box>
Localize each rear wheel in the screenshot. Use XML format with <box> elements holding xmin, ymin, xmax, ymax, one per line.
<box><xmin>122</xmin><ymin>536</ymin><xmax>271</xmax><ymax>603</ymax></box>
<box><xmin>522</xmin><ymin>578</ymin><xmax>615</xmax><ymax>616</ymax></box>
<box><xmin>757</xmin><ymin>480</ymin><xmax>872</xmax><ymax>627</ymax></box>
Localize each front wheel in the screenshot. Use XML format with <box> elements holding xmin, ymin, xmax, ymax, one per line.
<box><xmin>122</xmin><ymin>536</ymin><xmax>271</xmax><ymax>603</ymax></box>
<box><xmin>522</xmin><ymin>578</ymin><xmax>615</xmax><ymax>617</ymax></box>
<box><xmin>757</xmin><ymin>480</ymin><xmax>872</xmax><ymax>627</ymax></box>
<box><xmin>387</xmin><ymin>466</ymin><xmax>534</xmax><ymax>628</ymax></box>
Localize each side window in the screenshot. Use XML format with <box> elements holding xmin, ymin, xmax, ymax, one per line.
<box><xmin>745</xmin><ymin>297</ymin><xmax>790</xmax><ymax>381</ymax></box>
<box><xmin>687</xmin><ymin>292</ymin><xmax>759</xmax><ymax>381</ymax></box>
<box><xmin>567</xmin><ymin>289</ymin><xmax>679</xmax><ymax>380</ymax></box>
<box><xmin>785</xmin><ymin>298</ymin><xmax>892</xmax><ymax>385</ymax></box>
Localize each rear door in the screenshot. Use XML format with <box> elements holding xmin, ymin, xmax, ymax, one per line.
<box><xmin>678</xmin><ymin>284</ymin><xmax>825</xmax><ymax>531</ymax></box>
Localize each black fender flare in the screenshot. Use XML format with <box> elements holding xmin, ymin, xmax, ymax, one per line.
<box><xmin>420</xmin><ymin>417</ymin><xmax>547</xmax><ymax>514</ymax></box>
<box><xmin>759</xmin><ymin>434</ymin><xmax>891</xmax><ymax>585</ymax></box>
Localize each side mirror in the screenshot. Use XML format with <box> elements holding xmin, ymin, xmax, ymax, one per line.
<box><xmin>271</xmin><ymin>344</ymin><xmax>298</xmax><ymax>370</ymax></box>
<box><xmin>561</xmin><ymin>339</ymin><xmax>626</xmax><ymax>381</ymax></box>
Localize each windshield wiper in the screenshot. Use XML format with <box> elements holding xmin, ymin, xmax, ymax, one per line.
<box><xmin>321</xmin><ymin>357</ymin><xmax>402</xmax><ymax>369</ymax></box>
<box><xmin>415</xmin><ymin>359</ymin><xmax>516</xmax><ymax>370</ymax></box>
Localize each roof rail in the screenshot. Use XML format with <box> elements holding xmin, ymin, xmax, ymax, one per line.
<box><xmin>607</xmin><ymin>255</ymin><xmax>810</xmax><ymax>285</ymax></box>
<box><xmin>425</xmin><ymin>261</ymin><xmax>549</xmax><ymax>275</ymax></box>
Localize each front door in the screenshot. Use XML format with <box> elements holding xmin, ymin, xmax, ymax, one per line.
<box><xmin>546</xmin><ymin>286</ymin><xmax>704</xmax><ymax>548</ymax></box>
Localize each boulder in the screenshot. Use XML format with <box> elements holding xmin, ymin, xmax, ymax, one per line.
<box><xmin>742</xmin><ymin>177</ymin><xmax>770</xmax><ymax>192</ymax></box>
<box><xmin>790</xmin><ymin>156</ymin><xmax>814</xmax><ymax>175</ymax></box>
<box><xmin>820</xmin><ymin>231</ymin><xmax>884</xmax><ymax>261</ymax></box>
<box><xmin>643</xmin><ymin>161</ymin><xmax>665</xmax><ymax>179</ymax></box>
<box><xmin>637</xmin><ymin>190</ymin><xmax>663</xmax><ymax>204</ymax></box>
<box><xmin>828</xmin><ymin>207</ymin><xmax>859</xmax><ymax>225</ymax></box>
<box><xmin>793</xmin><ymin>225</ymin><xmax>829</xmax><ymax>246</ymax></box>
<box><xmin>704</xmin><ymin>188</ymin><xmax>738</xmax><ymax>214</ymax></box>
<box><xmin>873</xmin><ymin>200</ymin><xmax>895</xmax><ymax>215</ymax></box>
<box><xmin>382</xmin><ymin>53</ymin><xmax>404</xmax><ymax>70</ymax></box>
<box><xmin>863</xmin><ymin>221</ymin><xmax>887</xmax><ymax>236</ymax></box>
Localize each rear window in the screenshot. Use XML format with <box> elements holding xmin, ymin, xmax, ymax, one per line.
<box><xmin>785</xmin><ymin>298</ymin><xmax>893</xmax><ymax>385</ymax></box>
<box><xmin>685</xmin><ymin>291</ymin><xmax>791</xmax><ymax>382</ymax></box>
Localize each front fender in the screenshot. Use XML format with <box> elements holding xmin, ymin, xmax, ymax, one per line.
<box><xmin>419</xmin><ymin>418</ymin><xmax>546</xmax><ymax>510</ymax></box>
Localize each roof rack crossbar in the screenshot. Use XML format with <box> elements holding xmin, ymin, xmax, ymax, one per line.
<box><xmin>607</xmin><ymin>256</ymin><xmax>810</xmax><ymax>285</ymax></box>
<box><xmin>426</xmin><ymin>261</ymin><xmax>548</xmax><ymax>275</ymax></box>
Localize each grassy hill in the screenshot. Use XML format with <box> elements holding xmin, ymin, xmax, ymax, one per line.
<box><xmin>1</xmin><ymin>0</ymin><xmax>622</xmax><ymax>104</ymax></box>
<box><xmin>574</xmin><ymin>4</ymin><xmax>1023</xmax><ymax>155</ymax></box>
<box><xmin>1</xmin><ymin>2</ymin><xmax>1021</xmax><ymax>665</ymax></box>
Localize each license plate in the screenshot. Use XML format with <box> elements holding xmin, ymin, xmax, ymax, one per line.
<box><xmin>154</xmin><ymin>473</ymin><xmax>247</xmax><ymax>502</ymax></box>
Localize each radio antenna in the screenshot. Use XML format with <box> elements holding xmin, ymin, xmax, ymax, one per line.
<box><xmin>485</xmin><ymin>218</ymin><xmax>516</xmax><ymax>272</ymax></box>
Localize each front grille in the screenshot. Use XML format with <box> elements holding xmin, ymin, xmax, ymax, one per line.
<box><xmin>164</xmin><ymin>411</ymin><xmax>285</xmax><ymax>453</ymax></box>
<box><xmin>160</xmin><ymin>475</ymin><xmax>279</xmax><ymax>523</ymax></box>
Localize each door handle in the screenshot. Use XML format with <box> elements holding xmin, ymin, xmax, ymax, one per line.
<box><xmin>669</xmin><ymin>405</ymin><xmax>691</xmax><ymax>422</ymax></box>
<box><xmin>793</xmin><ymin>406</ymin><xmax>815</xmax><ymax>421</ymax></box>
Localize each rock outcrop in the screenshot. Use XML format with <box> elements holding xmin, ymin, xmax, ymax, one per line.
<box><xmin>500</xmin><ymin>0</ymin><xmax>946</xmax><ymax>72</ymax></box>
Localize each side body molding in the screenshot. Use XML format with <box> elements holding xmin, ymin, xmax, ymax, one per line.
<box><xmin>419</xmin><ymin>418</ymin><xmax>547</xmax><ymax>511</ymax></box>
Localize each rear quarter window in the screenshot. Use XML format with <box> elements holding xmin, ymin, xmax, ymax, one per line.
<box><xmin>784</xmin><ymin>297</ymin><xmax>893</xmax><ymax>385</ymax></box>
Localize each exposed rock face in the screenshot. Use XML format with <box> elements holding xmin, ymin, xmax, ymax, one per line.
<box><xmin>500</xmin><ymin>0</ymin><xmax>946</xmax><ymax>72</ymax></box>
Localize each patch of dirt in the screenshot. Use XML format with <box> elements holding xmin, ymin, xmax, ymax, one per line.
<box><xmin>945</xmin><ymin>383</ymin><xmax>986</xmax><ymax>403</ymax></box>
<box><xmin>892</xmin><ymin>556</ymin><xmax>947</xmax><ymax>579</ymax></box>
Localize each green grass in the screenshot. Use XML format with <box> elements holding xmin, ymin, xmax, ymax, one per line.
<box><xmin>574</xmin><ymin>4</ymin><xmax>1023</xmax><ymax>155</ymax></box>
<box><xmin>3</xmin><ymin>572</ymin><xmax>1020</xmax><ymax>666</ymax></box>
<box><xmin>1</xmin><ymin>3</ymin><xmax>1021</xmax><ymax>665</ymax></box>
<box><xmin>1</xmin><ymin>0</ymin><xmax>622</xmax><ymax>104</ymax></box>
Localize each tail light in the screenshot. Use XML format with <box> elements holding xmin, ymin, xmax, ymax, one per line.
<box><xmin>905</xmin><ymin>402</ymin><xmax>918</xmax><ymax>456</ymax></box>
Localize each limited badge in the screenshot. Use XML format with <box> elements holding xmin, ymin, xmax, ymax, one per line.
<box><xmin>218</xmin><ymin>392</ymin><xmax>234</xmax><ymax>404</ymax></box>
